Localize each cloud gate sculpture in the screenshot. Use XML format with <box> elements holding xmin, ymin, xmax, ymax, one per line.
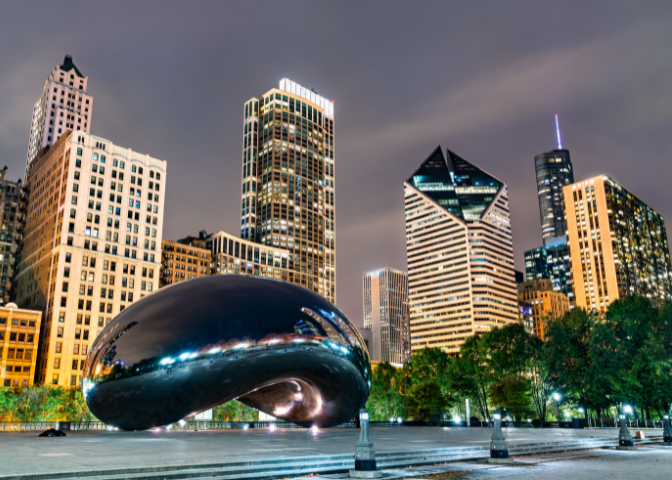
<box><xmin>82</xmin><ymin>276</ymin><xmax>371</xmax><ymax>430</ymax></box>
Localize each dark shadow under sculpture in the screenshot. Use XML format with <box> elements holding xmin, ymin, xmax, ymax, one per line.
<box><xmin>82</xmin><ymin>276</ymin><xmax>371</xmax><ymax>430</ymax></box>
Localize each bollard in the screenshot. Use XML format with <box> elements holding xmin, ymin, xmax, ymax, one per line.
<box><xmin>349</xmin><ymin>408</ymin><xmax>383</xmax><ymax>478</ymax></box>
<box><xmin>617</xmin><ymin>414</ymin><xmax>637</xmax><ymax>451</ymax></box>
<box><xmin>663</xmin><ymin>415</ymin><xmax>672</xmax><ymax>446</ymax></box>
<box><xmin>487</xmin><ymin>412</ymin><xmax>514</xmax><ymax>464</ymax></box>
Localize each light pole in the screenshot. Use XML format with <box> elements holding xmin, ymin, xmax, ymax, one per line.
<box><xmin>617</xmin><ymin>411</ymin><xmax>636</xmax><ymax>451</ymax></box>
<box><xmin>350</xmin><ymin>408</ymin><xmax>383</xmax><ymax>478</ymax></box>
<box><xmin>487</xmin><ymin>411</ymin><xmax>514</xmax><ymax>464</ymax></box>
<box><xmin>663</xmin><ymin>414</ymin><xmax>672</xmax><ymax>446</ymax></box>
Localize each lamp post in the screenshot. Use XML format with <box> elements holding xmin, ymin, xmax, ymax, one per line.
<box><xmin>663</xmin><ymin>414</ymin><xmax>672</xmax><ymax>446</ymax></box>
<box><xmin>487</xmin><ymin>411</ymin><xmax>513</xmax><ymax>464</ymax></box>
<box><xmin>617</xmin><ymin>413</ymin><xmax>636</xmax><ymax>451</ymax></box>
<box><xmin>349</xmin><ymin>408</ymin><xmax>383</xmax><ymax>478</ymax></box>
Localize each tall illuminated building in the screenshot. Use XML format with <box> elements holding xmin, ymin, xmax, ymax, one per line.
<box><xmin>25</xmin><ymin>56</ymin><xmax>93</xmax><ymax>174</ymax></box>
<box><xmin>240</xmin><ymin>79</ymin><xmax>335</xmax><ymax>302</ymax></box>
<box><xmin>524</xmin><ymin>235</ymin><xmax>574</xmax><ymax>305</ymax></box>
<box><xmin>15</xmin><ymin>131</ymin><xmax>166</xmax><ymax>386</ymax></box>
<box><xmin>564</xmin><ymin>175</ymin><xmax>672</xmax><ymax>311</ymax></box>
<box><xmin>535</xmin><ymin>115</ymin><xmax>573</xmax><ymax>241</ymax></box>
<box><xmin>405</xmin><ymin>146</ymin><xmax>518</xmax><ymax>355</ymax></box>
<box><xmin>363</xmin><ymin>268</ymin><xmax>410</xmax><ymax>364</ymax></box>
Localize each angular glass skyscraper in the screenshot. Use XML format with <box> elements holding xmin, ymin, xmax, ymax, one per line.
<box><xmin>535</xmin><ymin>148</ymin><xmax>574</xmax><ymax>241</ymax></box>
<box><xmin>405</xmin><ymin>147</ymin><xmax>518</xmax><ymax>355</ymax></box>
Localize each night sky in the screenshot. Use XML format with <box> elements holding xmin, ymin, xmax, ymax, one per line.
<box><xmin>1</xmin><ymin>2</ymin><xmax>671</xmax><ymax>328</ymax></box>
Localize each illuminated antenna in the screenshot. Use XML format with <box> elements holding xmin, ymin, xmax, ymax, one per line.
<box><xmin>555</xmin><ymin>114</ymin><xmax>562</xmax><ymax>149</ymax></box>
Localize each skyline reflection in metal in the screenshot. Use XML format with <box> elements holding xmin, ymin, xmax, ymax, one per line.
<box><xmin>82</xmin><ymin>276</ymin><xmax>371</xmax><ymax>431</ymax></box>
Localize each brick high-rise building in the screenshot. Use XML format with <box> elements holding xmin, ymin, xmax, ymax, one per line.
<box><xmin>240</xmin><ymin>79</ymin><xmax>335</xmax><ymax>303</ymax></box>
<box><xmin>15</xmin><ymin>131</ymin><xmax>166</xmax><ymax>386</ymax></box>
<box><xmin>517</xmin><ymin>279</ymin><xmax>570</xmax><ymax>339</ymax></box>
<box><xmin>0</xmin><ymin>303</ymin><xmax>42</xmax><ymax>387</ymax></box>
<box><xmin>25</xmin><ymin>56</ymin><xmax>93</xmax><ymax>175</ymax></box>
<box><xmin>159</xmin><ymin>239</ymin><xmax>211</xmax><ymax>288</ymax></box>
<box><xmin>405</xmin><ymin>146</ymin><xmax>518</xmax><ymax>355</ymax></box>
<box><xmin>564</xmin><ymin>175</ymin><xmax>672</xmax><ymax>311</ymax></box>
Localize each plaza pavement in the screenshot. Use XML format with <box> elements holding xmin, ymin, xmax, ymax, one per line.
<box><xmin>304</xmin><ymin>446</ymin><xmax>672</xmax><ymax>480</ymax></box>
<box><xmin>0</xmin><ymin>426</ymin><xmax>664</xmax><ymax>478</ymax></box>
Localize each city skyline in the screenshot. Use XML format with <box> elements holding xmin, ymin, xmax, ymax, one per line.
<box><xmin>1</xmin><ymin>2</ymin><xmax>672</xmax><ymax>328</ymax></box>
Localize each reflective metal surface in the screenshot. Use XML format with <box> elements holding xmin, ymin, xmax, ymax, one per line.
<box><xmin>83</xmin><ymin>276</ymin><xmax>371</xmax><ymax>430</ymax></box>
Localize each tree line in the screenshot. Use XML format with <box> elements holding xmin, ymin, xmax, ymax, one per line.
<box><xmin>366</xmin><ymin>295</ymin><xmax>672</xmax><ymax>423</ymax></box>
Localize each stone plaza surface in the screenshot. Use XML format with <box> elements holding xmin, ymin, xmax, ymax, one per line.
<box><xmin>304</xmin><ymin>446</ymin><xmax>672</xmax><ymax>480</ymax></box>
<box><xmin>0</xmin><ymin>426</ymin><xmax>664</xmax><ymax>478</ymax></box>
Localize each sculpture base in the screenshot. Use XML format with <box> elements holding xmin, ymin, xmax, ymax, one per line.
<box><xmin>487</xmin><ymin>457</ymin><xmax>515</xmax><ymax>464</ymax></box>
<box><xmin>616</xmin><ymin>446</ymin><xmax>637</xmax><ymax>451</ymax></box>
<box><xmin>350</xmin><ymin>469</ymin><xmax>383</xmax><ymax>478</ymax></box>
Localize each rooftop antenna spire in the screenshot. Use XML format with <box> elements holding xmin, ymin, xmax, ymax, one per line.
<box><xmin>555</xmin><ymin>114</ymin><xmax>562</xmax><ymax>149</ymax></box>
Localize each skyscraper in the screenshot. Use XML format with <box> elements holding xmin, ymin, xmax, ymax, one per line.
<box><xmin>535</xmin><ymin>115</ymin><xmax>574</xmax><ymax>241</ymax></box>
<box><xmin>405</xmin><ymin>146</ymin><xmax>518</xmax><ymax>355</ymax></box>
<box><xmin>240</xmin><ymin>79</ymin><xmax>336</xmax><ymax>303</ymax></box>
<box><xmin>0</xmin><ymin>167</ymin><xmax>23</xmax><ymax>304</ymax></box>
<box><xmin>25</xmin><ymin>56</ymin><xmax>93</xmax><ymax>174</ymax></box>
<box><xmin>524</xmin><ymin>235</ymin><xmax>574</xmax><ymax>305</ymax></box>
<box><xmin>363</xmin><ymin>268</ymin><xmax>410</xmax><ymax>364</ymax></box>
<box><xmin>517</xmin><ymin>279</ymin><xmax>570</xmax><ymax>339</ymax></box>
<box><xmin>15</xmin><ymin>131</ymin><xmax>166</xmax><ymax>386</ymax></box>
<box><xmin>564</xmin><ymin>175</ymin><xmax>672</xmax><ymax>311</ymax></box>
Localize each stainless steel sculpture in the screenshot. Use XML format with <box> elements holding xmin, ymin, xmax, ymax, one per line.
<box><xmin>82</xmin><ymin>276</ymin><xmax>371</xmax><ymax>430</ymax></box>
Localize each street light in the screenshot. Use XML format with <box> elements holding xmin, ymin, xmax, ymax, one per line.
<box><xmin>624</xmin><ymin>405</ymin><xmax>633</xmax><ymax>414</ymax></box>
<box><xmin>552</xmin><ymin>393</ymin><xmax>562</xmax><ymax>402</ymax></box>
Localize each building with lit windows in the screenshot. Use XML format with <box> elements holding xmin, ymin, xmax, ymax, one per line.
<box><xmin>0</xmin><ymin>167</ymin><xmax>24</xmax><ymax>304</ymax></box>
<box><xmin>564</xmin><ymin>175</ymin><xmax>672</xmax><ymax>311</ymax></box>
<box><xmin>25</xmin><ymin>56</ymin><xmax>93</xmax><ymax>174</ymax></box>
<box><xmin>0</xmin><ymin>303</ymin><xmax>42</xmax><ymax>386</ymax></box>
<box><xmin>240</xmin><ymin>79</ymin><xmax>336</xmax><ymax>303</ymax></box>
<box><xmin>159</xmin><ymin>239</ymin><xmax>211</xmax><ymax>288</ymax></box>
<box><xmin>517</xmin><ymin>279</ymin><xmax>569</xmax><ymax>339</ymax></box>
<box><xmin>362</xmin><ymin>268</ymin><xmax>410</xmax><ymax>364</ymax></box>
<box><xmin>524</xmin><ymin>235</ymin><xmax>573</xmax><ymax>306</ymax></box>
<box><xmin>207</xmin><ymin>230</ymin><xmax>292</xmax><ymax>281</ymax></box>
<box><xmin>14</xmin><ymin>130</ymin><xmax>166</xmax><ymax>386</ymax></box>
<box><xmin>405</xmin><ymin>146</ymin><xmax>518</xmax><ymax>355</ymax></box>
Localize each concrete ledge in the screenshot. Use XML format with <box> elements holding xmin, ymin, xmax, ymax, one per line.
<box><xmin>349</xmin><ymin>469</ymin><xmax>384</xmax><ymax>478</ymax></box>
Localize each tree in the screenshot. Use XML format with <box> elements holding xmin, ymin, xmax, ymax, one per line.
<box><xmin>213</xmin><ymin>400</ymin><xmax>259</xmax><ymax>422</ymax></box>
<box><xmin>528</xmin><ymin>333</ymin><xmax>553</xmax><ymax>421</ymax></box>
<box><xmin>544</xmin><ymin>307</ymin><xmax>597</xmax><ymax>415</ymax></box>
<box><xmin>449</xmin><ymin>335</ymin><xmax>496</xmax><ymax>420</ymax></box>
<box><xmin>489</xmin><ymin>375</ymin><xmax>533</xmax><ymax>421</ymax></box>
<box><xmin>14</xmin><ymin>385</ymin><xmax>62</xmax><ymax>421</ymax></box>
<box><xmin>404</xmin><ymin>380</ymin><xmax>449</xmax><ymax>423</ymax></box>
<box><xmin>366</xmin><ymin>362</ymin><xmax>404</xmax><ymax>421</ymax></box>
<box><xmin>0</xmin><ymin>388</ymin><xmax>17</xmax><ymax>421</ymax></box>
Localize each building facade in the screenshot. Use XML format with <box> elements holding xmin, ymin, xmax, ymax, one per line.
<box><xmin>25</xmin><ymin>56</ymin><xmax>93</xmax><ymax>174</ymax></box>
<box><xmin>524</xmin><ymin>235</ymin><xmax>573</xmax><ymax>306</ymax></box>
<box><xmin>362</xmin><ymin>268</ymin><xmax>410</xmax><ymax>364</ymax></box>
<box><xmin>535</xmin><ymin>148</ymin><xmax>573</xmax><ymax>241</ymax></box>
<box><xmin>0</xmin><ymin>167</ymin><xmax>23</xmax><ymax>305</ymax></box>
<box><xmin>0</xmin><ymin>303</ymin><xmax>42</xmax><ymax>387</ymax></box>
<box><xmin>517</xmin><ymin>279</ymin><xmax>569</xmax><ymax>339</ymax></box>
<box><xmin>159</xmin><ymin>239</ymin><xmax>211</xmax><ymax>288</ymax></box>
<box><xmin>14</xmin><ymin>131</ymin><xmax>166</xmax><ymax>386</ymax></box>
<box><xmin>207</xmin><ymin>230</ymin><xmax>292</xmax><ymax>280</ymax></box>
<box><xmin>239</xmin><ymin>79</ymin><xmax>336</xmax><ymax>303</ymax></box>
<box><xmin>405</xmin><ymin>146</ymin><xmax>519</xmax><ymax>355</ymax></box>
<box><xmin>564</xmin><ymin>175</ymin><xmax>672</xmax><ymax>311</ymax></box>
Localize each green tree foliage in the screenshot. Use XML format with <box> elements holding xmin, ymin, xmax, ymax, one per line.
<box><xmin>213</xmin><ymin>400</ymin><xmax>259</xmax><ymax>422</ymax></box>
<box><xmin>404</xmin><ymin>380</ymin><xmax>449</xmax><ymax>423</ymax></box>
<box><xmin>366</xmin><ymin>362</ymin><xmax>404</xmax><ymax>421</ymax></box>
<box><xmin>489</xmin><ymin>375</ymin><xmax>533</xmax><ymax>420</ymax></box>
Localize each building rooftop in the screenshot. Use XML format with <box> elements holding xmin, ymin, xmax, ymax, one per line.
<box><xmin>59</xmin><ymin>55</ymin><xmax>84</xmax><ymax>78</ymax></box>
<box><xmin>406</xmin><ymin>146</ymin><xmax>504</xmax><ymax>221</ymax></box>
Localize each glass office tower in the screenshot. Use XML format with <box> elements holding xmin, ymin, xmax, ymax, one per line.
<box><xmin>524</xmin><ymin>236</ymin><xmax>574</xmax><ymax>305</ymax></box>
<box><xmin>535</xmin><ymin>149</ymin><xmax>573</xmax><ymax>241</ymax></box>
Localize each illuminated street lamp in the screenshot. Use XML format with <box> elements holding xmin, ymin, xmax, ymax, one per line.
<box><xmin>617</xmin><ymin>413</ymin><xmax>636</xmax><ymax>451</ymax></box>
<box><xmin>350</xmin><ymin>409</ymin><xmax>382</xmax><ymax>478</ymax></box>
<box><xmin>552</xmin><ymin>393</ymin><xmax>562</xmax><ymax>402</ymax></box>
